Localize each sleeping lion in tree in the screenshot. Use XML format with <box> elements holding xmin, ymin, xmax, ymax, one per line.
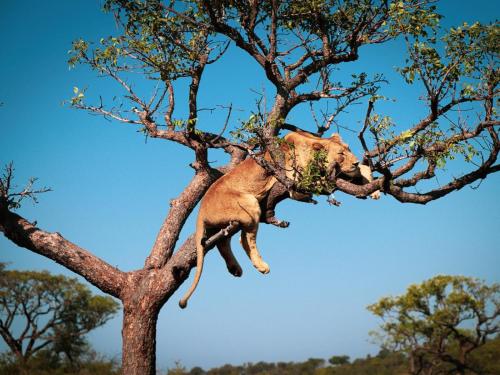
<box><xmin>179</xmin><ymin>130</ymin><xmax>370</xmax><ymax>308</ymax></box>
<box><xmin>261</xmin><ymin>130</ymin><xmax>380</xmax><ymax>227</ymax></box>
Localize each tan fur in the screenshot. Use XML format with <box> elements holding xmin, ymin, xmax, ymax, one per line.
<box><xmin>359</xmin><ymin>164</ymin><xmax>381</xmax><ymax>200</ymax></box>
<box><xmin>178</xmin><ymin>131</ymin><xmax>361</xmax><ymax>308</ymax></box>
<box><xmin>290</xmin><ymin>130</ymin><xmax>380</xmax><ymax>199</ymax></box>
<box><xmin>283</xmin><ymin>130</ymin><xmax>361</xmax><ymax>181</ymax></box>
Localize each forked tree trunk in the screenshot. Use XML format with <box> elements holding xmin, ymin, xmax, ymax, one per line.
<box><xmin>122</xmin><ymin>301</ymin><xmax>159</xmax><ymax>375</ymax></box>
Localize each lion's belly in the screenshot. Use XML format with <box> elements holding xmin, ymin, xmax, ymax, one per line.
<box><xmin>252</xmin><ymin>177</ymin><xmax>277</xmax><ymax>201</ymax></box>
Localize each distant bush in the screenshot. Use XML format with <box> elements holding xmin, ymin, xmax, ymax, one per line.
<box><xmin>0</xmin><ymin>347</ymin><xmax>120</xmax><ymax>375</ymax></box>
<box><xmin>167</xmin><ymin>338</ymin><xmax>500</xmax><ymax>375</ymax></box>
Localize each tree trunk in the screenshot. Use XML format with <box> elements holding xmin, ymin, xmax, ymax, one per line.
<box><xmin>18</xmin><ymin>357</ymin><xmax>30</xmax><ymax>375</ymax></box>
<box><xmin>121</xmin><ymin>301</ymin><xmax>159</xmax><ymax>375</ymax></box>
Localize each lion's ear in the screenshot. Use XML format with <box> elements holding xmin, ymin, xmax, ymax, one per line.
<box><xmin>312</xmin><ymin>142</ymin><xmax>324</xmax><ymax>151</ymax></box>
<box><xmin>330</xmin><ymin>134</ymin><xmax>342</xmax><ymax>143</ymax></box>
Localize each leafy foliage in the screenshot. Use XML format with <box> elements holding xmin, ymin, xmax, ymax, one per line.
<box><xmin>65</xmin><ymin>0</ymin><xmax>498</xmax><ymax>206</ymax></box>
<box><xmin>164</xmin><ymin>336</ymin><xmax>500</xmax><ymax>374</ymax></box>
<box><xmin>163</xmin><ymin>351</ymin><xmax>406</xmax><ymax>374</ymax></box>
<box><xmin>368</xmin><ymin>275</ymin><xmax>500</xmax><ymax>375</ymax></box>
<box><xmin>0</xmin><ymin>264</ymin><xmax>120</xmax><ymax>365</ymax></box>
<box><xmin>0</xmin><ymin>348</ymin><xmax>120</xmax><ymax>375</ymax></box>
<box><xmin>230</xmin><ymin>113</ymin><xmax>267</xmax><ymax>148</ymax></box>
<box><xmin>295</xmin><ymin>149</ymin><xmax>336</xmax><ymax>195</ymax></box>
<box><xmin>375</xmin><ymin>20</ymin><xmax>499</xmax><ymax>172</ymax></box>
<box><xmin>328</xmin><ymin>355</ymin><xmax>350</xmax><ymax>366</ymax></box>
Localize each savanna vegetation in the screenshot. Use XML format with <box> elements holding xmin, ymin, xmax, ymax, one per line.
<box><xmin>1</xmin><ymin>271</ymin><xmax>497</xmax><ymax>375</ymax></box>
<box><xmin>0</xmin><ymin>264</ymin><xmax>120</xmax><ymax>375</ymax></box>
<box><xmin>166</xmin><ymin>275</ymin><xmax>499</xmax><ymax>375</ymax></box>
<box><xmin>2</xmin><ymin>338</ymin><xmax>498</xmax><ymax>375</ymax></box>
<box><xmin>165</xmin><ymin>337</ymin><xmax>500</xmax><ymax>374</ymax></box>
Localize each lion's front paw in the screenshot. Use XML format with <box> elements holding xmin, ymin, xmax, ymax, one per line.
<box><xmin>270</xmin><ymin>219</ymin><xmax>289</xmax><ymax>228</ymax></box>
<box><xmin>256</xmin><ymin>262</ymin><xmax>270</xmax><ymax>274</ymax></box>
<box><xmin>277</xmin><ymin>220</ymin><xmax>290</xmax><ymax>228</ymax></box>
<box><xmin>370</xmin><ymin>191</ymin><xmax>381</xmax><ymax>200</ymax></box>
<box><xmin>266</xmin><ymin>216</ymin><xmax>290</xmax><ymax>228</ymax></box>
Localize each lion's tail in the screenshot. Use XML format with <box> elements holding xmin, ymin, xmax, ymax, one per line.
<box><xmin>179</xmin><ymin>216</ymin><xmax>205</xmax><ymax>309</ymax></box>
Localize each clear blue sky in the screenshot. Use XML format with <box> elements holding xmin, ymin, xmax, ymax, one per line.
<box><xmin>0</xmin><ymin>0</ymin><xmax>498</xmax><ymax>371</ymax></box>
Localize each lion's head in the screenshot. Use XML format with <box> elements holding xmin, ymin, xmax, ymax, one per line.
<box><xmin>323</xmin><ymin>134</ymin><xmax>361</xmax><ymax>180</ymax></box>
<box><xmin>283</xmin><ymin>131</ymin><xmax>362</xmax><ymax>192</ymax></box>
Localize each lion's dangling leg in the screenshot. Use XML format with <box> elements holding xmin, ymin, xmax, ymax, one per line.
<box><xmin>241</xmin><ymin>226</ymin><xmax>270</xmax><ymax>274</ymax></box>
<box><xmin>217</xmin><ymin>237</ymin><xmax>242</xmax><ymax>277</ymax></box>
<box><xmin>259</xmin><ymin>182</ymin><xmax>290</xmax><ymax>228</ymax></box>
<box><xmin>235</xmin><ymin>194</ymin><xmax>270</xmax><ymax>274</ymax></box>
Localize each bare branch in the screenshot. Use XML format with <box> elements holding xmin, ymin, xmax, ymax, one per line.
<box><xmin>215</xmin><ymin>103</ymin><xmax>234</xmax><ymax>136</ymax></box>
<box><xmin>164</xmin><ymin>80</ymin><xmax>175</xmax><ymax>130</ymax></box>
<box><xmin>0</xmin><ymin>163</ymin><xmax>52</xmax><ymax>210</ymax></box>
<box><xmin>0</xmin><ymin>207</ymin><xmax>126</xmax><ymax>298</ymax></box>
<box><xmin>75</xmin><ymin>104</ymin><xmax>142</xmax><ymax>125</ymax></box>
<box><xmin>359</xmin><ymin>99</ymin><xmax>375</xmax><ymax>166</ymax></box>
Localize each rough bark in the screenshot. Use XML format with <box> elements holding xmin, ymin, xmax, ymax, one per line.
<box><xmin>0</xmin><ymin>160</ymin><xmax>242</xmax><ymax>375</ymax></box>
<box><xmin>0</xmin><ymin>205</ymin><xmax>125</xmax><ymax>298</ymax></box>
<box><xmin>121</xmin><ymin>296</ymin><xmax>159</xmax><ymax>375</ymax></box>
<box><xmin>145</xmin><ymin>168</ymin><xmax>221</xmax><ymax>269</ymax></box>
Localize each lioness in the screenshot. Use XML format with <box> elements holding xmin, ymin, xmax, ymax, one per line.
<box><xmin>260</xmin><ymin>130</ymin><xmax>380</xmax><ymax>227</ymax></box>
<box><xmin>178</xmin><ymin>131</ymin><xmax>362</xmax><ymax>308</ymax></box>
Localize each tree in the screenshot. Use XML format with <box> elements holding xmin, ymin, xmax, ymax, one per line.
<box><xmin>368</xmin><ymin>275</ymin><xmax>500</xmax><ymax>375</ymax></box>
<box><xmin>0</xmin><ymin>348</ymin><xmax>121</xmax><ymax>375</ymax></box>
<box><xmin>168</xmin><ymin>360</ymin><xmax>189</xmax><ymax>375</ymax></box>
<box><xmin>0</xmin><ymin>1</ymin><xmax>498</xmax><ymax>374</ymax></box>
<box><xmin>329</xmin><ymin>355</ymin><xmax>350</xmax><ymax>366</ymax></box>
<box><xmin>0</xmin><ymin>263</ymin><xmax>119</xmax><ymax>370</ymax></box>
<box><xmin>469</xmin><ymin>335</ymin><xmax>500</xmax><ymax>375</ymax></box>
<box><xmin>189</xmin><ymin>366</ymin><xmax>206</xmax><ymax>375</ymax></box>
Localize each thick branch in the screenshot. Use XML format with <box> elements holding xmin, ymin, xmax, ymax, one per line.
<box><xmin>145</xmin><ymin>168</ymin><xmax>221</xmax><ymax>269</ymax></box>
<box><xmin>0</xmin><ymin>323</ymin><xmax>22</xmax><ymax>359</ymax></box>
<box><xmin>0</xmin><ymin>206</ymin><xmax>126</xmax><ymax>298</ymax></box>
<box><xmin>335</xmin><ymin>177</ymin><xmax>384</xmax><ymax>198</ymax></box>
<box><xmin>388</xmin><ymin>162</ymin><xmax>500</xmax><ymax>204</ymax></box>
<box><xmin>393</xmin><ymin>159</ymin><xmax>435</xmax><ymax>187</ymax></box>
<box><xmin>187</xmin><ymin>49</ymin><xmax>209</xmax><ymax>133</ymax></box>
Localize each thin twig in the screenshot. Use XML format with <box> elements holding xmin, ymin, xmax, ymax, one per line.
<box><xmin>359</xmin><ymin>99</ymin><xmax>375</xmax><ymax>167</ymax></box>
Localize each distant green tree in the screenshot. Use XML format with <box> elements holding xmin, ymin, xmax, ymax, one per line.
<box><xmin>206</xmin><ymin>363</ymin><xmax>241</xmax><ymax>375</ymax></box>
<box><xmin>186</xmin><ymin>342</ymin><xmax>500</xmax><ymax>375</ymax></box>
<box><xmin>0</xmin><ymin>263</ymin><xmax>119</xmax><ymax>370</ymax></box>
<box><xmin>168</xmin><ymin>360</ymin><xmax>188</xmax><ymax>375</ymax></box>
<box><xmin>328</xmin><ymin>355</ymin><xmax>350</xmax><ymax>366</ymax></box>
<box><xmin>0</xmin><ymin>345</ymin><xmax>121</xmax><ymax>375</ymax></box>
<box><xmin>296</xmin><ymin>358</ymin><xmax>325</xmax><ymax>374</ymax></box>
<box><xmin>246</xmin><ymin>361</ymin><xmax>277</xmax><ymax>374</ymax></box>
<box><xmin>368</xmin><ymin>275</ymin><xmax>500</xmax><ymax>375</ymax></box>
<box><xmin>189</xmin><ymin>366</ymin><xmax>206</xmax><ymax>375</ymax></box>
